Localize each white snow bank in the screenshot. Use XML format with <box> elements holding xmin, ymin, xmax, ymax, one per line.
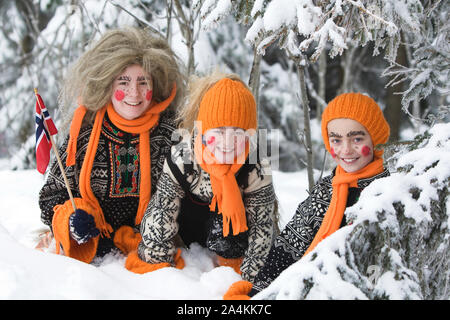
<box><xmin>0</xmin><ymin>169</ymin><xmax>307</xmax><ymax>299</ymax></box>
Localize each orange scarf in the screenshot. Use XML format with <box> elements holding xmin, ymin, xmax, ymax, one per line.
<box><xmin>193</xmin><ymin>132</ymin><xmax>249</xmax><ymax>237</ymax></box>
<box><xmin>303</xmin><ymin>157</ymin><xmax>385</xmax><ymax>257</ymax></box>
<box><xmin>65</xmin><ymin>85</ymin><xmax>176</xmax><ymax>237</ymax></box>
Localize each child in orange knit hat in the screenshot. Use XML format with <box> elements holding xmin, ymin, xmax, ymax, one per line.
<box><xmin>38</xmin><ymin>27</ymin><xmax>185</xmax><ymax>264</ymax></box>
<box><xmin>125</xmin><ymin>71</ymin><xmax>279</xmax><ymax>281</ymax></box>
<box><xmin>224</xmin><ymin>92</ymin><xmax>391</xmax><ymax>299</ymax></box>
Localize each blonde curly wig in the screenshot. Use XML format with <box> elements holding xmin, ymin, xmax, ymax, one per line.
<box><xmin>60</xmin><ymin>27</ymin><xmax>186</xmax><ymax>127</ymax></box>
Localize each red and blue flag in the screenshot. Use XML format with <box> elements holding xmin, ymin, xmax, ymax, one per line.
<box><xmin>35</xmin><ymin>91</ymin><xmax>58</xmax><ymax>174</ymax></box>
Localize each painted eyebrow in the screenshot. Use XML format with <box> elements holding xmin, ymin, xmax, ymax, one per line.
<box><xmin>117</xmin><ymin>76</ymin><xmax>131</xmax><ymax>81</ymax></box>
<box><xmin>329</xmin><ymin>132</ymin><xmax>342</xmax><ymax>138</ymax></box>
<box><xmin>117</xmin><ymin>76</ymin><xmax>149</xmax><ymax>82</ymax></box>
<box><xmin>347</xmin><ymin>131</ymin><xmax>366</xmax><ymax>137</ymax></box>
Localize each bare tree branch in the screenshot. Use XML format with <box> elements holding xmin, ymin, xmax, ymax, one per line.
<box><xmin>106</xmin><ymin>0</ymin><xmax>163</xmax><ymax>37</ymax></box>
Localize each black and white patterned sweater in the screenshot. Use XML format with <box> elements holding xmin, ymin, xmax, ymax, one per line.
<box><xmin>138</xmin><ymin>132</ymin><xmax>278</xmax><ymax>282</ymax></box>
<box><xmin>39</xmin><ymin>111</ymin><xmax>177</xmax><ymax>255</ymax></box>
<box><xmin>250</xmin><ymin>168</ymin><xmax>390</xmax><ymax>295</ymax></box>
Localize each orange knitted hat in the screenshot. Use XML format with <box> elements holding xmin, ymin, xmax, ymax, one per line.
<box><xmin>321</xmin><ymin>93</ymin><xmax>390</xmax><ymax>157</ymax></box>
<box><xmin>197</xmin><ymin>78</ymin><xmax>257</xmax><ymax>133</ymax></box>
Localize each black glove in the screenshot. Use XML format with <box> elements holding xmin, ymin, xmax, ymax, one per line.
<box><xmin>69</xmin><ymin>209</ymin><xmax>100</xmax><ymax>244</ymax></box>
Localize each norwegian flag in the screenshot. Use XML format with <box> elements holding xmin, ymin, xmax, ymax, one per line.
<box><xmin>35</xmin><ymin>91</ymin><xmax>58</xmax><ymax>174</ymax></box>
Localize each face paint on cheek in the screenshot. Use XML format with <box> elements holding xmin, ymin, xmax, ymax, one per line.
<box><xmin>330</xmin><ymin>147</ymin><xmax>336</xmax><ymax>158</ymax></box>
<box><xmin>361</xmin><ymin>145</ymin><xmax>371</xmax><ymax>156</ymax></box>
<box><xmin>146</xmin><ymin>90</ymin><xmax>153</xmax><ymax>101</ymax></box>
<box><xmin>114</xmin><ymin>90</ymin><xmax>125</xmax><ymax>101</ymax></box>
<box><xmin>207</xmin><ymin>136</ymin><xmax>215</xmax><ymax>145</ymax></box>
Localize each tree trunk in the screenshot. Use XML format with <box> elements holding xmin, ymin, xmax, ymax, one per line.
<box><xmin>317</xmin><ymin>51</ymin><xmax>327</xmax><ymax>118</ymax></box>
<box><xmin>173</xmin><ymin>0</ymin><xmax>195</xmax><ymax>76</ymax></box>
<box><xmin>186</xmin><ymin>37</ymin><xmax>195</xmax><ymax>76</ymax></box>
<box><xmin>297</xmin><ymin>62</ymin><xmax>314</xmax><ymax>192</ymax></box>
<box><xmin>339</xmin><ymin>45</ymin><xmax>356</xmax><ymax>94</ymax></box>
<box><xmin>165</xmin><ymin>0</ymin><xmax>173</xmax><ymax>43</ymax></box>
<box><xmin>248</xmin><ymin>47</ymin><xmax>262</xmax><ymax>119</ymax></box>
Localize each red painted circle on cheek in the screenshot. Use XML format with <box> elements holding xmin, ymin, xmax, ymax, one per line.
<box><xmin>330</xmin><ymin>147</ymin><xmax>336</xmax><ymax>158</ymax></box>
<box><xmin>207</xmin><ymin>136</ymin><xmax>215</xmax><ymax>145</ymax></box>
<box><xmin>114</xmin><ymin>90</ymin><xmax>125</xmax><ymax>101</ymax></box>
<box><xmin>361</xmin><ymin>145</ymin><xmax>371</xmax><ymax>156</ymax></box>
<box><xmin>146</xmin><ymin>90</ymin><xmax>153</xmax><ymax>101</ymax></box>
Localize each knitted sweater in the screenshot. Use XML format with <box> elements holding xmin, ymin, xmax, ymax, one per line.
<box><xmin>138</xmin><ymin>132</ymin><xmax>278</xmax><ymax>282</ymax></box>
<box><xmin>39</xmin><ymin>111</ymin><xmax>177</xmax><ymax>255</ymax></box>
<box><xmin>250</xmin><ymin>168</ymin><xmax>390</xmax><ymax>295</ymax></box>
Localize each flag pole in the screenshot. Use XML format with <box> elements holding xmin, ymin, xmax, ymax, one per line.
<box><xmin>34</xmin><ymin>88</ymin><xmax>77</xmax><ymax>212</ymax></box>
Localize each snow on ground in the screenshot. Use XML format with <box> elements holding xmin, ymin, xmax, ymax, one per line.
<box><xmin>0</xmin><ymin>168</ymin><xmax>309</xmax><ymax>299</ymax></box>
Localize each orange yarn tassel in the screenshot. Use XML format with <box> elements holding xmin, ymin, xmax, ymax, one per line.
<box><xmin>66</xmin><ymin>106</ymin><xmax>87</xmax><ymax>167</ymax></box>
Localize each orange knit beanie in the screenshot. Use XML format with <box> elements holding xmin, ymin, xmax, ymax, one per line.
<box><xmin>197</xmin><ymin>78</ymin><xmax>257</xmax><ymax>133</ymax></box>
<box><xmin>321</xmin><ymin>93</ymin><xmax>390</xmax><ymax>157</ymax></box>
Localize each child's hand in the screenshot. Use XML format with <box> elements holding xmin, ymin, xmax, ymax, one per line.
<box><xmin>69</xmin><ymin>209</ymin><xmax>100</xmax><ymax>244</ymax></box>
<box><xmin>223</xmin><ymin>280</ymin><xmax>252</xmax><ymax>300</ymax></box>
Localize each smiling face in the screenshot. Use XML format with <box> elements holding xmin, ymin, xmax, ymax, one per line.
<box><xmin>327</xmin><ymin>118</ymin><xmax>374</xmax><ymax>172</ymax></box>
<box><xmin>111</xmin><ymin>64</ymin><xmax>153</xmax><ymax>120</ymax></box>
<box><xmin>203</xmin><ymin>127</ymin><xmax>248</xmax><ymax>164</ymax></box>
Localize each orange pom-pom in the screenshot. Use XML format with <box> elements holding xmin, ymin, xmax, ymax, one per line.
<box><xmin>113</xmin><ymin>225</ymin><xmax>141</xmax><ymax>254</ymax></box>
<box><xmin>217</xmin><ymin>256</ymin><xmax>243</xmax><ymax>275</ymax></box>
<box><xmin>223</xmin><ymin>280</ymin><xmax>252</xmax><ymax>300</ymax></box>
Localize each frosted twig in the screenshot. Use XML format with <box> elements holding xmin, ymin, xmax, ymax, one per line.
<box><xmin>359</xmin><ymin>11</ymin><xmax>371</xmax><ymax>41</ymax></box>
<box><xmin>77</xmin><ymin>2</ymin><xmax>100</xmax><ymax>34</ymax></box>
<box><xmin>345</xmin><ymin>0</ymin><xmax>398</xmax><ymax>33</ymax></box>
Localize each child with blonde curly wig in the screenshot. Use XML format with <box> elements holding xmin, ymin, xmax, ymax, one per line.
<box><xmin>39</xmin><ymin>27</ymin><xmax>186</xmax><ymax>264</ymax></box>
<box><xmin>125</xmin><ymin>71</ymin><xmax>279</xmax><ymax>282</ymax></box>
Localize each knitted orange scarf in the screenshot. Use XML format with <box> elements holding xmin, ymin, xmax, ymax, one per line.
<box><xmin>303</xmin><ymin>157</ymin><xmax>385</xmax><ymax>257</ymax></box>
<box><xmin>193</xmin><ymin>132</ymin><xmax>249</xmax><ymax>237</ymax></box>
<box><xmin>65</xmin><ymin>85</ymin><xmax>176</xmax><ymax>237</ymax></box>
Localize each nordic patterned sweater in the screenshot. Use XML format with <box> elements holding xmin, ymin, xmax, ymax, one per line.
<box><xmin>39</xmin><ymin>111</ymin><xmax>177</xmax><ymax>255</ymax></box>
<box><xmin>249</xmin><ymin>168</ymin><xmax>390</xmax><ymax>296</ymax></box>
<box><xmin>138</xmin><ymin>132</ymin><xmax>278</xmax><ymax>282</ymax></box>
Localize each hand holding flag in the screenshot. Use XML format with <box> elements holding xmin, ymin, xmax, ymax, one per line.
<box><xmin>34</xmin><ymin>88</ymin><xmax>77</xmax><ymax>212</ymax></box>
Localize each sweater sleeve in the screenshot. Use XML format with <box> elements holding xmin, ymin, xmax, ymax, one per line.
<box><xmin>249</xmin><ymin>206</ymin><xmax>310</xmax><ymax>295</ymax></box>
<box><xmin>240</xmin><ymin>157</ymin><xmax>277</xmax><ymax>282</ymax></box>
<box><xmin>138</xmin><ymin>153</ymin><xmax>186</xmax><ymax>265</ymax></box>
<box><xmin>249</xmin><ymin>177</ymin><xmax>331</xmax><ymax>296</ymax></box>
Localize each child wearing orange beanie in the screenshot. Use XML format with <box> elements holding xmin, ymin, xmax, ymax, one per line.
<box><xmin>224</xmin><ymin>92</ymin><xmax>391</xmax><ymax>299</ymax></box>
<box><xmin>125</xmin><ymin>71</ymin><xmax>279</xmax><ymax>282</ymax></box>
